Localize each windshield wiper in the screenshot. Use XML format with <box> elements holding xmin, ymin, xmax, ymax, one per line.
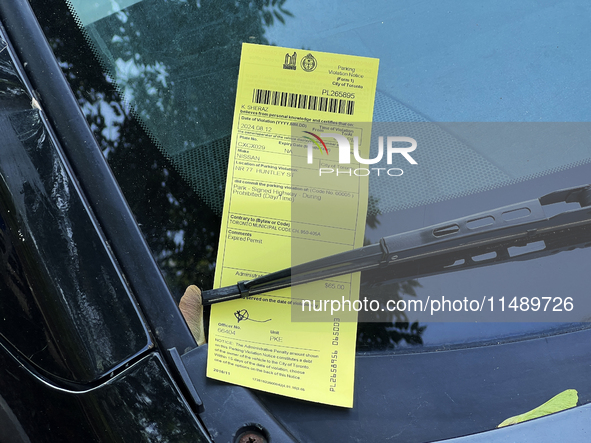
<box><xmin>202</xmin><ymin>184</ymin><xmax>591</xmax><ymax>305</ymax></box>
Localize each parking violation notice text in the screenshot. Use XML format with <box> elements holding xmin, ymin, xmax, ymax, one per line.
<box><xmin>207</xmin><ymin>43</ymin><xmax>379</xmax><ymax>407</ymax></box>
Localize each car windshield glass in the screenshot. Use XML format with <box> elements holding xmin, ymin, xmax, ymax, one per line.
<box><xmin>36</xmin><ymin>0</ymin><xmax>591</xmax><ymax>351</ymax></box>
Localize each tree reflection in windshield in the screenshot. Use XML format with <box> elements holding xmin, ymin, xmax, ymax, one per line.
<box><xmin>357</xmin><ymin>278</ymin><xmax>425</xmax><ymax>352</ymax></box>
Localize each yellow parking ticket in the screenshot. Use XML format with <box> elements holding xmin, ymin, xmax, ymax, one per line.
<box><xmin>207</xmin><ymin>43</ymin><xmax>378</xmax><ymax>407</ymax></box>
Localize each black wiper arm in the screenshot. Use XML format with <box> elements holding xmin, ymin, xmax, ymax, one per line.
<box><xmin>202</xmin><ymin>185</ymin><xmax>591</xmax><ymax>305</ymax></box>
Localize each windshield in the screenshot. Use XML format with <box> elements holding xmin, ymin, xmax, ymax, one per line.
<box><xmin>35</xmin><ymin>0</ymin><xmax>591</xmax><ymax>350</ymax></box>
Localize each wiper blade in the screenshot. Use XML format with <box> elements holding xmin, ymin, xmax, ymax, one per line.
<box><xmin>203</xmin><ymin>184</ymin><xmax>591</xmax><ymax>305</ymax></box>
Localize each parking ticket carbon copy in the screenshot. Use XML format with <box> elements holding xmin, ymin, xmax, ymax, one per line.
<box><xmin>207</xmin><ymin>43</ymin><xmax>378</xmax><ymax>407</ymax></box>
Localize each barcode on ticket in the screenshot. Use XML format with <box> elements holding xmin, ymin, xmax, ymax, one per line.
<box><xmin>252</xmin><ymin>88</ymin><xmax>355</xmax><ymax>115</ymax></box>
